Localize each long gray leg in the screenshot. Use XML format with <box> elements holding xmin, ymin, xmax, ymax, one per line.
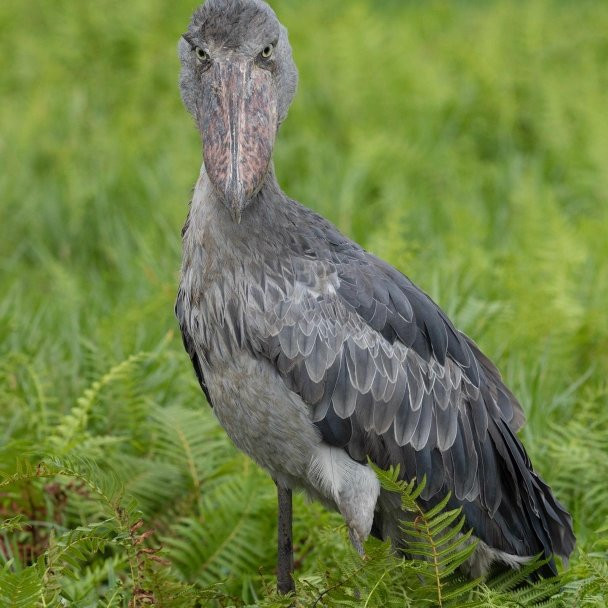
<box><xmin>276</xmin><ymin>481</ymin><xmax>295</xmax><ymax>595</ymax></box>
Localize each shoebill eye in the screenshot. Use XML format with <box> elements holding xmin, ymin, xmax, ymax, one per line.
<box><xmin>261</xmin><ymin>44</ymin><xmax>274</xmax><ymax>59</ymax></box>
<box><xmin>195</xmin><ymin>47</ymin><xmax>209</xmax><ymax>62</ymax></box>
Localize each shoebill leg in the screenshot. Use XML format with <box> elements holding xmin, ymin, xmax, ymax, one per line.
<box><xmin>276</xmin><ymin>481</ymin><xmax>295</xmax><ymax>594</ymax></box>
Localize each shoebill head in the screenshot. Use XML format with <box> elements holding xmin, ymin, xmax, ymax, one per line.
<box><xmin>179</xmin><ymin>0</ymin><xmax>298</xmax><ymax>222</ymax></box>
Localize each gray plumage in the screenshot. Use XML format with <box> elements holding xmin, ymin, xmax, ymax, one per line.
<box><xmin>176</xmin><ymin>0</ymin><xmax>575</xmax><ymax>579</ymax></box>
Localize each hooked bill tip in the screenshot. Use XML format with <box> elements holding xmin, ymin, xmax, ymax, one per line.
<box><xmin>230</xmin><ymin>206</ymin><xmax>242</xmax><ymax>224</ymax></box>
<box><xmin>226</xmin><ymin>185</ymin><xmax>247</xmax><ymax>224</ymax></box>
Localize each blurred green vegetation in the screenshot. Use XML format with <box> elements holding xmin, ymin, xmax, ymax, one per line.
<box><xmin>1</xmin><ymin>0</ymin><xmax>607</xmax><ymax>605</ymax></box>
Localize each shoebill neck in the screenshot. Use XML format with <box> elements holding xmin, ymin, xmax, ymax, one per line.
<box><xmin>190</xmin><ymin>161</ymin><xmax>284</xmax><ymax>236</ymax></box>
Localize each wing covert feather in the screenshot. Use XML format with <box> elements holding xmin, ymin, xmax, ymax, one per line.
<box><xmin>227</xmin><ymin>211</ymin><xmax>572</xmax><ymax>570</ymax></box>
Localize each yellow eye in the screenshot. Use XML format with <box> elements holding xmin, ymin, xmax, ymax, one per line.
<box><xmin>195</xmin><ymin>47</ymin><xmax>209</xmax><ymax>62</ymax></box>
<box><xmin>261</xmin><ymin>44</ymin><xmax>274</xmax><ymax>59</ymax></box>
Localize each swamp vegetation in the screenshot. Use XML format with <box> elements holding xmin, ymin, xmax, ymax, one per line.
<box><xmin>1</xmin><ymin>0</ymin><xmax>607</xmax><ymax>605</ymax></box>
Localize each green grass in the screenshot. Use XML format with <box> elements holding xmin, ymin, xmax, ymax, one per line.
<box><xmin>1</xmin><ymin>0</ymin><xmax>607</xmax><ymax>605</ymax></box>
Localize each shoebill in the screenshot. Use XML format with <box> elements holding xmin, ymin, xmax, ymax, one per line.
<box><xmin>175</xmin><ymin>0</ymin><xmax>575</xmax><ymax>594</ymax></box>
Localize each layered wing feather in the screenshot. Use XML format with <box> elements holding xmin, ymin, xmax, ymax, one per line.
<box><xmin>245</xmin><ymin>214</ymin><xmax>574</xmax><ymax>572</ymax></box>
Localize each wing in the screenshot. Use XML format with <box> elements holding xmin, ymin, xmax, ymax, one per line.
<box><xmin>248</xmin><ymin>214</ymin><xmax>574</xmax><ymax>570</ymax></box>
<box><xmin>176</xmin><ymin>285</ymin><xmax>213</xmax><ymax>407</ymax></box>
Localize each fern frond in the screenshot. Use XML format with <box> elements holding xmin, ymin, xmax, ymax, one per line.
<box><xmin>561</xmin><ymin>551</ymin><xmax>608</xmax><ymax>607</ymax></box>
<box><xmin>0</xmin><ymin>515</ymin><xmax>27</xmax><ymax>534</ymax></box>
<box><xmin>41</xmin><ymin>521</ymin><xmax>122</xmax><ymax>605</ymax></box>
<box><xmin>0</xmin><ymin>563</ymin><xmax>43</xmax><ymax>608</ymax></box>
<box><xmin>371</xmin><ymin>464</ymin><xmax>478</xmax><ymax>606</ymax></box>
<box><xmin>149</xmin><ymin>404</ymin><xmax>234</xmax><ymax>495</ymax></box>
<box><xmin>110</xmin><ymin>454</ymin><xmax>183</xmax><ymax>518</ymax></box>
<box><xmin>48</xmin><ymin>350</ymin><xmax>154</xmax><ymax>455</ymax></box>
<box><xmin>165</xmin><ymin>471</ymin><xmax>275</xmax><ymax>590</ymax></box>
<box><xmin>60</xmin><ymin>554</ymin><xmax>126</xmax><ymax>606</ymax></box>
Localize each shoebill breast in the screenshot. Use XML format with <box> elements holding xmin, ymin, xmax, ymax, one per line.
<box><xmin>175</xmin><ymin>0</ymin><xmax>575</xmax><ymax>578</ymax></box>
